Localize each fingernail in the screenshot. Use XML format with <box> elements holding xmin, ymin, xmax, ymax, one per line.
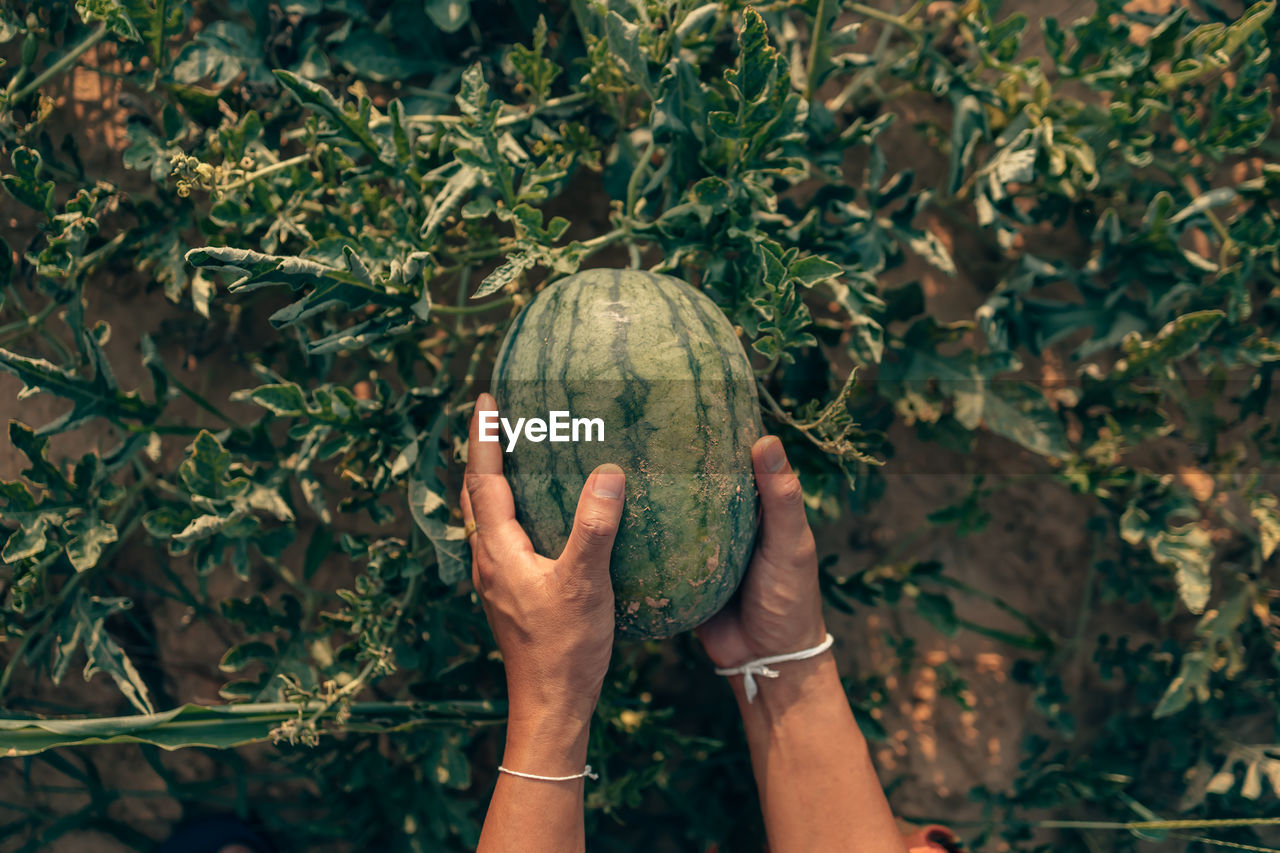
<box><xmin>761</xmin><ymin>437</ymin><xmax>786</xmax><ymax>473</ymax></box>
<box><xmin>593</xmin><ymin>464</ymin><xmax>625</xmax><ymax>499</ymax></box>
<box><xmin>478</xmin><ymin>392</ymin><xmax>495</xmax><ymax>410</ymax></box>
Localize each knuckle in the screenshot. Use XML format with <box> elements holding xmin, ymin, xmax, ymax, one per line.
<box><xmin>772</xmin><ymin>473</ymin><xmax>805</xmax><ymax>506</ymax></box>
<box><xmin>464</xmin><ymin>465</ymin><xmax>489</xmax><ymax>496</ymax></box>
<box><xmin>574</xmin><ymin>514</ymin><xmax>618</xmax><ymax>548</ymax></box>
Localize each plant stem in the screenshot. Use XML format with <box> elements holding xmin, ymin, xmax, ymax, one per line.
<box><xmin>1037</xmin><ymin>818</ymin><xmax>1280</xmax><ymax>831</ymax></box>
<box><xmin>757</xmin><ymin>382</ymin><xmax>855</xmax><ymax>456</ymax></box>
<box><xmin>805</xmin><ymin>0</ymin><xmax>832</xmax><ymax>100</ymax></box>
<box><xmin>163</xmin><ymin>370</ymin><xmax>236</xmax><ymax>424</ymax></box>
<box><xmin>432</xmin><ymin>294</ymin><xmax>514</xmax><ymax>315</ymax></box>
<box><xmin>220</xmin><ymin>153</ymin><xmax>312</xmax><ymax>191</ymax></box>
<box><xmin>9</xmin><ymin>25</ymin><xmax>109</xmax><ymax>103</ymax></box>
<box><xmin>846</xmin><ymin>3</ymin><xmax>921</xmax><ymax>35</ymax></box>
<box><xmin>370</xmin><ymin>92</ymin><xmax>590</xmax><ymax>129</ymax></box>
<box><xmin>827</xmin><ymin>1</ymin><xmax>925</xmax><ymax>113</ymax></box>
<box><xmin>624</xmin><ymin>135</ymin><xmax>657</xmax><ymax>225</ymax></box>
<box><xmin>4</xmin><ymin>284</ymin><xmax>31</xmax><ymax>315</ymax></box>
<box><xmin>302</xmin><ymin>574</ymin><xmax>423</xmax><ymax>732</ymax></box>
<box><xmin>579</xmin><ymin>226</ymin><xmax>627</xmax><ymax>251</ymax></box>
<box><xmin>75</xmin><ymin>232</ymin><xmax>127</xmax><ymax>278</ymax></box>
<box><xmin>0</xmin><ymin>300</ymin><xmax>58</xmax><ymax>346</ymax></box>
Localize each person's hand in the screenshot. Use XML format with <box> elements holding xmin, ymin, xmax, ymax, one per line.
<box><xmin>696</xmin><ymin>435</ymin><xmax>827</xmax><ymax>669</ymax></box>
<box><xmin>460</xmin><ymin>393</ymin><xmax>626</xmax><ymax>731</ymax></box>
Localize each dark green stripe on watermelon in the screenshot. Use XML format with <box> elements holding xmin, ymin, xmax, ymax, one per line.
<box><xmin>491</xmin><ymin>269</ymin><xmax>762</xmax><ymax>640</ymax></box>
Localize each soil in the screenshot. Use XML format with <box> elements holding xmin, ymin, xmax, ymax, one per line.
<box><xmin>0</xmin><ymin>1</ymin><xmax>1221</xmax><ymax>851</ymax></box>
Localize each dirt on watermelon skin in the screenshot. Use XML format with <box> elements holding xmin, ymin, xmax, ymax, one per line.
<box><xmin>491</xmin><ymin>269</ymin><xmax>763</xmax><ymax>639</ymax></box>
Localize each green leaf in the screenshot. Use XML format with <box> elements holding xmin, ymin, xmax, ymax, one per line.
<box><xmin>142</xmin><ymin>506</ymin><xmax>190</xmax><ymax>538</ymax></box>
<box><xmin>421</xmin><ymin>165</ymin><xmax>481</xmax><ymax>241</ymax></box>
<box><xmin>1249</xmin><ymin>492</ymin><xmax>1280</xmax><ymax>560</ymax></box>
<box><xmin>57</xmin><ymin>594</ymin><xmax>155</xmax><ymax>715</ymax></box>
<box><xmin>218</xmin><ymin>641</ymin><xmax>276</xmax><ymax>673</ymax></box>
<box><xmin>63</xmin><ymin>516</ymin><xmax>118</xmax><ymax>572</ymax></box>
<box><xmin>707</xmin><ymin>111</ymin><xmax>742</xmax><ymax>140</ymax></box>
<box><xmin>178</xmin><ymin>430</ymin><xmax>233</xmax><ymax>497</ymax></box>
<box><xmin>2</xmin><ymin>147</ymin><xmax>56</xmax><ymax>217</ymax></box>
<box><xmin>75</xmin><ymin>0</ymin><xmax>141</xmax><ymax>39</ymax></box>
<box><xmin>453</xmin><ymin>64</ymin><xmax>518</xmax><ymax>205</ymax></box>
<box><xmin>895</xmin><ymin>343</ymin><xmax>984</xmax><ymax>429</ymax></box>
<box><xmin>728</xmin><ymin>8</ymin><xmax>775</xmax><ymax>104</ymax></box>
<box><xmin>1117</xmin><ymin>310</ymin><xmax>1225</xmax><ymax>377</ymax></box>
<box><xmin>510</xmin><ymin>15</ymin><xmax>559</xmax><ymax>105</ymax></box>
<box><xmin>123</xmin><ymin>123</ymin><xmax>177</xmax><ymax>181</ymax></box>
<box><xmin>788</xmin><ymin>255</ymin><xmax>844</xmax><ymax>287</ymax></box>
<box><xmin>425</xmin><ymin>0</ymin><xmax>471</xmax><ymax>33</ymax></box>
<box><xmin>0</xmin><ymin>346</ymin><xmax>157</xmax><ymax>436</ymax></box>
<box><xmin>1168</xmin><ymin>186</ymin><xmax>1239</xmax><ymax>224</ymax></box>
<box><xmin>387</xmin><ymin>99</ymin><xmax>413</xmax><ymax>167</ymax></box>
<box><xmin>174</xmin><ymin>512</ymin><xmax>244</xmax><ymax>544</ymax></box>
<box><xmin>2</xmin><ymin>514</ymin><xmax>52</xmax><ymax>563</ymax></box>
<box><xmin>472</xmin><ymin>251</ymin><xmax>535</xmax><ymax>299</ymax></box>
<box><xmin>408</xmin><ymin>415</ymin><xmax>471</xmax><ymax>585</ymax></box>
<box><xmin>605</xmin><ymin>11</ymin><xmax>654</xmax><ymax>97</ymax></box>
<box><xmin>915</xmin><ymin>591</ymin><xmax>959</xmax><ymax>636</ymax></box>
<box><xmin>186</xmin><ymin>246</ymin><xmax>416</xmax><ymax>332</ymax></box>
<box><xmin>895</xmin><ymin>226</ymin><xmax>957</xmax><ymax>275</ymax></box>
<box><xmin>273</xmin><ymin>69</ymin><xmax>390</xmax><ymax>166</ymax></box>
<box><xmin>122</xmin><ymin>0</ymin><xmax>185</xmax><ymax>67</ymax></box>
<box><xmin>170</xmin><ymin>21</ymin><xmax>261</xmax><ymax>89</ymax></box>
<box><xmin>981</xmin><ymin>382</ymin><xmax>1070</xmax><ymax>458</ymax></box>
<box><xmin>1153</xmin><ymin>525</ymin><xmax>1214</xmax><ymax>614</ymax></box>
<box><xmin>331</xmin><ymin>29</ymin><xmax>434</xmax><ymax>82</ymax></box>
<box><xmin>1154</xmin><ymin>649</ymin><xmax>1211</xmax><ymax>718</ymax></box>
<box><xmin>947</xmin><ymin>92</ymin><xmax>987</xmax><ymax>195</ymax></box>
<box><xmin>236</xmin><ymin>383</ymin><xmax>308</xmax><ymax>417</ymax></box>
<box><xmin>690</xmin><ymin>176</ymin><xmax>731</xmax><ymax>211</ymax></box>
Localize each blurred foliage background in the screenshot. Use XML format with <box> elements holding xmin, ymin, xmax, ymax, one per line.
<box><xmin>1</xmin><ymin>0</ymin><xmax>1280</xmax><ymax>850</ymax></box>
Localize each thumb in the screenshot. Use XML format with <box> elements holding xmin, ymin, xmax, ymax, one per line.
<box><xmin>557</xmin><ymin>464</ymin><xmax>626</xmax><ymax>581</ymax></box>
<box><xmin>752</xmin><ymin>436</ymin><xmax>814</xmax><ymax>565</ymax></box>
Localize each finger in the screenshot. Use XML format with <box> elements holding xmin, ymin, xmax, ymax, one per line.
<box><xmin>460</xmin><ymin>485</ymin><xmax>476</xmax><ymax>541</ymax></box>
<box><xmin>752</xmin><ymin>436</ymin><xmax>815</xmax><ymax>565</ymax></box>
<box><xmin>464</xmin><ymin>393</ymin><xmax>527</xmax><ymax>547</ymax></box>
<box><xmin>459</xmin><ymin>480</ymin><xmax>484</xmax><ymax>593</ymax></box>
<box><xmin>556</xmin><ymin>463</ymin><xmax>626</xmax><ymax>584</ymax></box>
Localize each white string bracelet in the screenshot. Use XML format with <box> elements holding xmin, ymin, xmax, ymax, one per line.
<box><xmin>714</xmin><ymin>633</ymin><xmax>836</xmax><ymax>703</ymax></box>
<box><xmin>497</xmin><ymin>765</ymin><xmax>599</xmax><ymax>782</ymax></box>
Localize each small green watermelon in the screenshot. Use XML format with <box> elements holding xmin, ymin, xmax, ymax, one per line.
<box><xmin>491</xmin><ymin>269</ymin><xmax>762</xmax><ymax>639</ymax></box>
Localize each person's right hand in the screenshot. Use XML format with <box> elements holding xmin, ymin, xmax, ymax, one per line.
<box><xmin>461</xmin><ymin>393</ymin><xmax>625</xmax><ymax>735</ymax></box>
<box><xmin>695</xmin><ymin>435</ymin><xmax>828</xmax><ymax>669</ymax></box>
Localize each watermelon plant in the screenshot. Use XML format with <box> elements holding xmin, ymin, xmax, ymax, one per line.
<box><xmin>0</xmin><ymin>0</ymin><xmax>1278</xmax><ymax>851</ymax></box>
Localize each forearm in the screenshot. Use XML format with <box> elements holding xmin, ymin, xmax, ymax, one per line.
<box><xmin>733</xmin><ymin>652</ymin><xmax>907</xmax><ymax>853</ymax></box>
<box><xmin>477</xmin><ymin>709</ymin><xmax>592</xmax><ymax>853</ymax></box>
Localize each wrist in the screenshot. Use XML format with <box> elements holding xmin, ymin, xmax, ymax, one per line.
<box><xmin>502</xmin><ymin>705</ymin><xmax>592</xmax><ymax>778</ymax></box>
<box><xmin>740</xmin><ymin>620</ymin><xmax>830</xmax><ymax>666</ymax></box>
<box><xmin>732</xmin><ymin>649</ymin><xmax>844</xmax><ymax>731</ymax></box>
<box><xmin>505</xmin><ymin>673</ymin><xmax>602</xmax><ymax>726</ymax></box>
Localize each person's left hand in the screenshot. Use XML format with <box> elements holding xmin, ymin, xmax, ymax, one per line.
<box><xmin>461</xmin><ymin>393</ymin><xmax>626</xmax><ymax>736</ymax></box>
<box><xmin>696</xmin><ymin>435</ymin><xmax>827</xmax><ymax>671</ymax></box>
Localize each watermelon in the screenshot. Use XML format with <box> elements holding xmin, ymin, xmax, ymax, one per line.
<box><xmin>490</xmin><ymin>269</ymin><xmax>762</xmax><ymax>639</ymax></box>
